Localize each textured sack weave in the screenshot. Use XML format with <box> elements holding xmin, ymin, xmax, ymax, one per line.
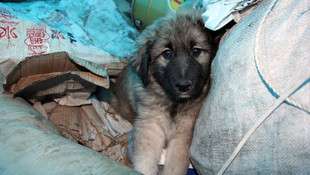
<box><xmin>189</xmin><ymin>0</ymin><xmax>310</xmax><ymax>174</ymax></box>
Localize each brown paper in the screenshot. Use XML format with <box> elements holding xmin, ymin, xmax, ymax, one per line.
<box><xmin>3</xmin><ymin>52</ymin><xmax>109</xmax><ymax>103</ymax></box>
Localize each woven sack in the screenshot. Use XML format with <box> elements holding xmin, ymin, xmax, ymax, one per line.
<box><xmin>189</xmin><ymin>0</ymin><xmax>310</xmax><ymax>174</ymax></box>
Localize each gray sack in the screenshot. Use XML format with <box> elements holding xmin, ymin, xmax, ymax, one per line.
<box><xmin>189</xmin><ymin>0</ymin><xmax>310</xmax><ymax>174</ymax></box>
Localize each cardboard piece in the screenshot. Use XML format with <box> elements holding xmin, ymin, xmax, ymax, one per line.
<box><xmin>3</xmin><ymin>52</ymin><xmax>108</xmax><ymax>103</ymax></box>
<box><xmin>47</xmin><ymin>97</ymin><xmax>133</xmax><ymax>165</ymax></box>
<box><xmin>2</xmin><ymin>52</ymin><xmax>133</xmax><ymax>167</ymax></box>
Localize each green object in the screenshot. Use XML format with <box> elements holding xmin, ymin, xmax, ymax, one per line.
<box><xmin>132</xmin><ymin>0</ymin><xmax>174</xmax><ymax>30</ymax></box>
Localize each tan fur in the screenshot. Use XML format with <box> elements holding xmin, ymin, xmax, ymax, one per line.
<box><xmin>113</xmin><ymin>10</ymin><xmax>215</xmax><ymax>175</ymax></box>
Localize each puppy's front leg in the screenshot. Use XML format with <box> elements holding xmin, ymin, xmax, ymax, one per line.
<box><xmin>162</xmin><ymin>114</ymin><xmax>197</xmax><ymax>175</ymax></box>
<box><xmin>162</xmin><ymin>134</ymin><xmax>192</xmax><ymax>175</ymax></box>
<box><xmin>133</xmin><ymin>118</ymin><xmax>166</xmax><ymax>175</ymax></box>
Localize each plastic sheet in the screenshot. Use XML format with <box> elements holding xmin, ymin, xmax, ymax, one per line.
<box><xmin>201</xmin><ymin>0</ymin><xmax>261</xmax><ymax>30</ymax></box>
<box><xmin>0</xmin><ymin>0</ymin><xmax>138</xmax><ymax>63</ymax></box>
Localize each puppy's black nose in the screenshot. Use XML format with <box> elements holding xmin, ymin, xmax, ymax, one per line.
<box><xmin>175</xmin><ymin>79</ymin><xmax>192</xmax><ymax>92</ymax></box>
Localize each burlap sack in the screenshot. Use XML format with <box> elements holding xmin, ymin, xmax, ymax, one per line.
<box><xmin>189</xmin><ymin>0</ymin><xmax>310</xmax><ymax>174</ymax></box>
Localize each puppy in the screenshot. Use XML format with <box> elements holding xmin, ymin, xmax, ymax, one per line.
<box><xmin>102</xmin><ymin>10</ymin><xmax>216</xmax><ymax>175</ymax></box>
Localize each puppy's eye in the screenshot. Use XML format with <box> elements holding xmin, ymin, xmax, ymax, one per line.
<box><xmin>162</xmin><ymin>49</ymin><xmax>172</xmax><ymax>59</ymax></box>
<box><xmin>193</xmin><ymin>48</ymin><xmax>203</xmax><ymax>57</ymax></box>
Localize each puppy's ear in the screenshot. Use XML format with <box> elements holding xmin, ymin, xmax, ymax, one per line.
<box><xmin>133</xmin><ymin>40</ymin><xmax>153</xmax><ymax>87</ymax></box>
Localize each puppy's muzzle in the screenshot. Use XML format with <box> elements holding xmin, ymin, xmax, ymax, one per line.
<box><xmin>175</xmin><ymin>79</ymin><xmax>192</xmax><ymax>93</ymax></box>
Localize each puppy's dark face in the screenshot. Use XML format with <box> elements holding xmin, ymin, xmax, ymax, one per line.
<box><xmin>135</xmin><ymin>11</ymin><xmax>215</xmax><ymax>103</ymax></box>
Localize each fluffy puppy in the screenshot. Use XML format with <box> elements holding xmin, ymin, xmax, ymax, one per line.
<box><xmin>106</xmin><ymin>10</ymin><xmax>216</xmax><ymax>175</ymax></box>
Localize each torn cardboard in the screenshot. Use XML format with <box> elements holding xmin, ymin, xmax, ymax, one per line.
<box><xmin>3</xmin><ymin>52</ymin><xmax>108</xmax><ymax>103</ymax></box>
<box><xmin>2</xmin><ymin>52</ymin><xmax>133</xmax><ymax>167</ymax></box>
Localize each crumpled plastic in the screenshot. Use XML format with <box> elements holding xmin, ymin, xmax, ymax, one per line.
<box><xmin>201</xmin><ymin>0</ymin><xmax>259</xmax><ymax>30</ymax></box>
<box><xmin>178</xmin><ymin>0</ymin><xmax>259</xmax><ymax>31</ymax></box>
<box><xmin>0</xmin><ymin>0</ymin><xmax>138</xmax><ymax>63</ymax></box>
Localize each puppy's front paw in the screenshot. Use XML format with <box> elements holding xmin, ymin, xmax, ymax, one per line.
<box><xmin>134</xmin><ymin>158</ymin><xmax>159</xmax><ymax>175</ymax></box>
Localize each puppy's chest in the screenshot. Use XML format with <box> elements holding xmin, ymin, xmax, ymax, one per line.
<box><xmin>148</xmin><ymin>100</ymin><xmax>201</xmax><ymax>118</ymax></box>
<box><xmin>164</xmin><ymin>104</ymin><xmax>199</xmax><ymax>141</ymax></box>
<box><xmin>167</xmin><ymin>102</ymin><xmax>201</xmax><ymax>125</ymax></box>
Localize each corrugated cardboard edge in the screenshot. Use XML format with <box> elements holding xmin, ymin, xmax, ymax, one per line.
<box><xmin>12</xmin><ymin>71</ymin><xmax>103</xmax><ymax>100</ymax></box>
<box><xmin>3</xmin><ymin>52</ymin><xmax>109</xmax><ymax>91</ymax></box>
